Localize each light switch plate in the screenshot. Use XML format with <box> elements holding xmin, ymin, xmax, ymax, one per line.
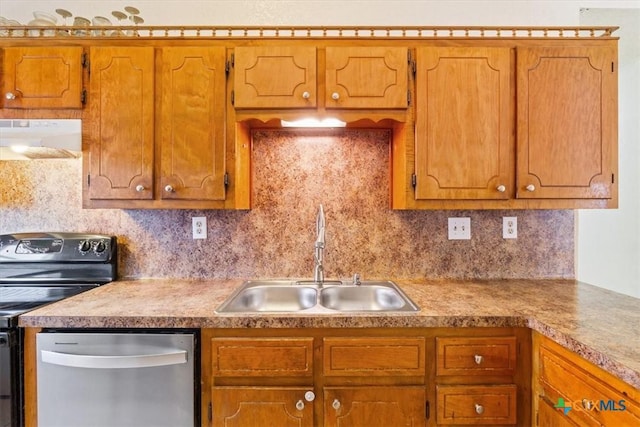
<box><xmin>192</xmin><ymin>216</ymin><xmax>207</xmax><ymax>239</ymax></box>
<box><xmin>503</xmin><ymin>216</ymin><xmax>517</xmax><ymax>239</ymax></box>
<box><xmin>448</xmin><ymin>217</ymin><xmax>471</xmax><ymax>240</ymax></box>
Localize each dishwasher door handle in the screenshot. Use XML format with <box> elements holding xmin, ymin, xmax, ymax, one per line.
<box><xmin>41</xmin><ymin>349</ymin><xmax>187</xmax><ymax>369</ymax></box>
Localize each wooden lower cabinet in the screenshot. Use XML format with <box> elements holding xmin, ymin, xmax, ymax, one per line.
<box><xmin>202</xmin><ymin>328</ymin><xmax>530</xmax><ymax>427</ymax></box>
<box><xmin>325</xmin><ymin>386</ymin><xmax>426</xmax><ymax>426</ymax></box>
<box><xmin>533</xmin><ymin>332</ymin><xmax>640</xmax><ymax>427</ymax></box>
<box><xmin>433</xmin><ymin>330</ymin><xmax>530</xmax><ymax>426</ymax></box>
<box><xmin>212</xmin><ymin>387</ymin><xmax>315</xmax><ymax>427</ymax></box>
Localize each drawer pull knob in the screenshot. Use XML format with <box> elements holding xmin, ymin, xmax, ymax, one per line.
<box><xmin>582</xmin><ymin>399</ymin><xmax>594</xmax><ymax>410</ymax></box>
<box><xmin>332</xmin><ymin>399</ymin><xmax>341</xmax><ymax>410</ymax></box>
<box><xmin>302</xmin><ymin>91</ymin><xmax>311</xmax><ymax>99</ymax></box>
<box><xmin>474</xmin><ymin>354</ymin><xmax>484</xmax><ymax>364</ymax></box>
<box><xmin>164</xmin><ymin>185</ymin><xmax>175</xmax><ymax>193</ymax></box>
<box><xmin>135</xmin><ymin>184</ymin><xmax>146</xmax><ymax>192</ymax></box>
<box><xmin>5</xmin><ymin>92</ymin><xmax>17</xmax><ymax>100</ymax></box>
<box><xmin>331</xmin><ymin>92</ymin><xmax>340</xmax><ymax>100</ymax></box>
<box><xmin>526</xmin><ymin>184</ymin><xmax>536</xmax><ymax>192</ymax></box>
<box><xmin>296</xmin><ymin>400</ymin><xmax>304</xmax><ymax>411</ymax></box>
<box><xmin>496</xmin><ymin>184</ymin><xmax>506</xmax><ymax>193</ymax></box>
<box><xmin>475</xmin><ymin>403</ymin><xmax>484</xmax><ymax>415</ymax></box>
<box><xmin>304</xmin><ymin>391</ymin><xmax>315</xmax><ymax>402</ymax></box>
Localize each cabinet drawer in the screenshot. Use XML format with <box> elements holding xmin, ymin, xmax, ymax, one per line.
<box><xmin>436</xmin><ymin>337</ymin><xmax>517</xmax><ymax>376</ymax></box>
<box><xmin>437</xmin><ymin>385</ymin><xmax>517</xmax><ymax>425</ymax></box>
<box><xmin>323</xmin><ymin>337</ymin><xmax>425</xmax><ymax>377</ymax></box>
<box><xmin>211</xmin><ymin>338</ymin><xmax>313</xmax><ymax>377</ymax></box>
<box><xmin>539</xmin><ymin>344</ymin><xmax>640</xmax><ymax>427</ymax></box>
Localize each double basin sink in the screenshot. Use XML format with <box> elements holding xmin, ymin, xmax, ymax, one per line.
<box><xmin>216</xmin><ymin>279</ymin><xmax>419</xmax><ymax>313</ymax></box>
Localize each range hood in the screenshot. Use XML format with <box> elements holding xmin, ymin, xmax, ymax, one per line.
<box><xmin>0</xmin><ymin>119</ymin><xmax>82</xmax><ymax>160</ymax></box>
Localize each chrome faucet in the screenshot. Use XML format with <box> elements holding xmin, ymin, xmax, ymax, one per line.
<box><xmin>313</xmin><ymin>204</ymin><xmax>325</xmax><ymax>284</ymax></box>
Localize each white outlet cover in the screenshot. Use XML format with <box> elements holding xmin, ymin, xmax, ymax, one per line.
<box><xmin>192</xmin><ymin>216</ymin><xmax>207</xmax><ymax>239</ymax></box>
<box><xmin>448</xmin><ymin>217</ymin><xmax>471</xmax><ymax>240</ymax></box>
<box><xmin>503</xmin><ymin>216</ymin><xmax>517</xmax><ymax>239</ymax></box>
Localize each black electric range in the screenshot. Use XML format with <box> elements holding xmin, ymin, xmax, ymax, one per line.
<box><xmin>0</xmin><ymin>232</ymin><xmax>117</xmax><ymax>427</ymax></box>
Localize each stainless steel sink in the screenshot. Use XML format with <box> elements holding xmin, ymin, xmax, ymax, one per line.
<box><xmin>216</xmin><ymin>280</ymin><xmax>317</xmax><ymax>312</ymax></box>
<box><xmin>216</xmin><ymin>280</ymin><xmax>419</xmax><ymax>313</ymax></box>
<box><xmin>319</xmin><ymin>283</ymin><xmax>417</xmax><ymax>312</ymax></box>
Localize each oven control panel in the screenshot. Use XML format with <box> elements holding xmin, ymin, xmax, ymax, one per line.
<box><xmin>0</xmin><ymin>233</ymin><xmax>116</xmax><ymax>263</ymax></box>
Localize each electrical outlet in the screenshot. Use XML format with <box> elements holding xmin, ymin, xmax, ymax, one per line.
<box><xmin>192</xmin><ymin>216</ymin><xmax>207</xmax><ymax>239</ymax></box>
<box><xmin>503</xmin><ymin>216</ymin><xmax>517</xmax><ymax>239</ymax></box>
<box><xmin>448</xmin><ymin>217</ymin><xmax>471</xmax><ymax>240</ymax></box>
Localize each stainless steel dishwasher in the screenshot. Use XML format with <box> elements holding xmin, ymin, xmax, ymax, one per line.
<box><xmin>36</xmin><ymin>331</ymin><xmax>197</xmax><ymax>427</ymax></box>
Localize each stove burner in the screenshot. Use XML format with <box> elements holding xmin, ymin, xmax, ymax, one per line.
<box><xmin>0</xmin><ymin>232</ymin><xmax>117</xmax><ymax>326</ymax></box>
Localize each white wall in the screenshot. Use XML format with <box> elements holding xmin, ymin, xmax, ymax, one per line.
<box><xmin>2</xmin><ymin>0</ymin><xmax>639</xmax><ymax>296</ymax></box>
<box><xmin>1</xmin><ymin>1</ymin><xmax>639</xmax><ymax>26</ymax></box>
<box><xmin>577</xmin><ymin>9</ymin><xmax>640</xmax><ymax>298</ymax></box>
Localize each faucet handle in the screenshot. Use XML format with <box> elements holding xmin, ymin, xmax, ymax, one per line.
<box><xmin>352</xmin><ymin>273</ymin><xmax>361</xmax><ymax>286</ymax></box>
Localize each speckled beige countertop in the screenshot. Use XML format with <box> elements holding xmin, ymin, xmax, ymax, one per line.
<box><xmin>19</xmin><ymin>279</ymin><xmax>640</xmax><ymax>389</ymax></box>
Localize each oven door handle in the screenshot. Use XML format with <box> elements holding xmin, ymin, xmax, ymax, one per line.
<box><xmin>40</xmin><ymin>349</ymin><xmax>187</xmax><ymax>369</ymax></box>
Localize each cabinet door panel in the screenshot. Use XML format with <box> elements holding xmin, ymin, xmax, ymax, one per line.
<box><xmin>517</xmin><ymin>46</ymin><xmax>616</xmax><ymax>199</ymax></box>
<box><xmin>159</xmin><ymin>47</ymin><xmax>226</xmax><ymax>201</ymax></box>
<box><xmin>212</xmin><ymin>387</ymin><xmax>314</xmax><ymax>427</ymax></box>
<box><xmin>87</xmin><ymin>47</ymin><xmax>155</xmax><ymax>200</ymax></box>
<box><xmin>234</xmin><ymin>46</ymin><xmax>317</xmax><ymax>109</ymax></box>
<box><xmin>325</xmin><ymin>47</ymin><xmax>408</xmax><ymax>109</ymax></box>
<box><xmin>324</xmin><ymin>386</ymin><xmax>426</xmax><ymax>427</ymax></box>
<box><xmin>539</xmin><ymin>343</ymin><xmax>640</xmax><ymax>427</ymax></box>
<box><xmin>2</xmin><ymin>46</ymin><xmax>84</xmax><ymax>109</ymax></box>
<box><xmin>538</xmin><ymin>396</ymin><xmax>580</xmax><ymax>427</ymax></box>
<box><xmin>415</xmin><ymin>47</ymin><xmax>512</xmax><ymax>200</ymax></box>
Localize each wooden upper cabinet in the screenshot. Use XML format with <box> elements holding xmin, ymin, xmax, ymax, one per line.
<box><xmin>85</xmin><ymin>46</ymin><xmax>231</xmax><ymax>208</ymax></box>
<box><xmin>516</xmin><ymin>46</ymin><xmax>617</xmax><ymax>200</ymax></box>
<box><xmin>233</xmin><ymin>46</ymin><xmax>317</xmax><ymax>109</ymax></box>
<box><xmin>233</xmin><ymin>46</ymin><xmax>408</xmax><ymax>110</ymax></box>
<box><xmin>1</xmin><ymin>46</ymin><xmax>84</xmax><ymax>109</ymax></box>
<box><xmin>325</xmin><ymin>47</ymin><xmax>408</xmax><ymax>109</ymax></box>
<box><xmin>158</xmin><ymin>47</ymin><xmax>227</xmax><ymax>201</ymax></box>
<box><xmin>415</xmin><ymin>47</ymin><xmax>512</xmax><ymax>200</ymax></box>
<box><xmin>87</xmin><ymin>46</ymin><xmax>155</xmax><ymax>201</ymax></box>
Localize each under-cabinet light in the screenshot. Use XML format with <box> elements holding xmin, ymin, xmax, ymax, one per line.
<box><xmin>9</xmin><ymin>145</ymin><xmax>29</xmax><ymax>153</ymax></box>
<box><xmin>280</xmin><ymin>118</ymin><xmax>347</xmax><ymax>128</ymax></box>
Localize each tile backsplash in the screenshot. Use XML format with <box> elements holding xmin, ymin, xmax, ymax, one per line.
<box><xmin>0</xmin><ymin>129</ymin><xmax>574</xmax><ymax>280</ymax></box>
